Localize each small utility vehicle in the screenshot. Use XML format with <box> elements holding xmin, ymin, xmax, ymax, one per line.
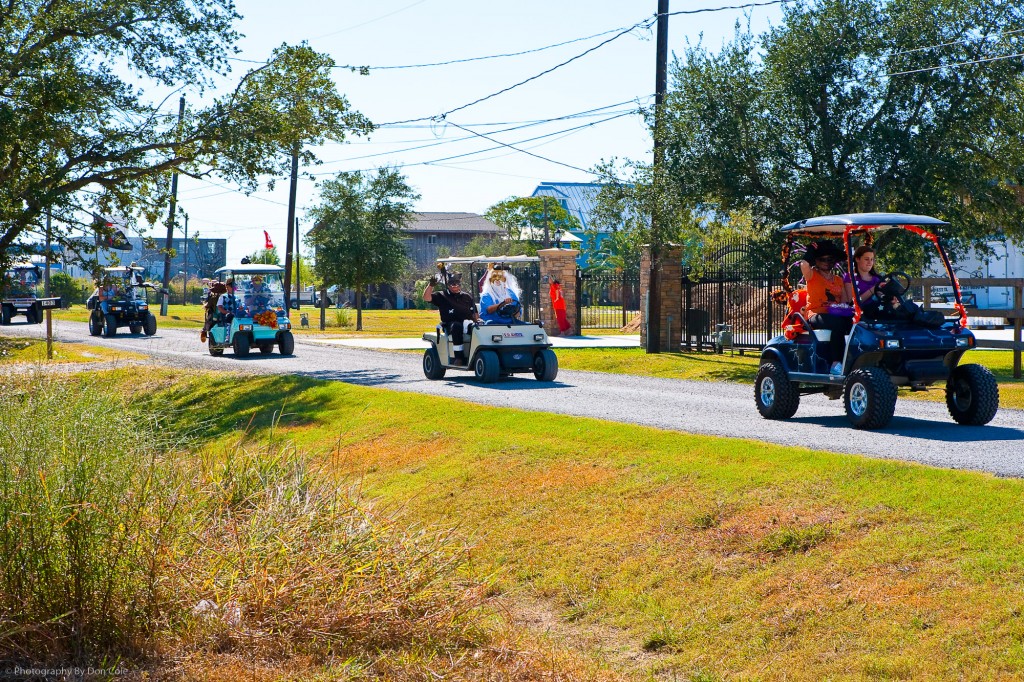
<box><xmin>421</xmin><ymin>257</ymin><xmax>558</xmax><ymax>383</ymax></box>
<box><xmin>207</xmin><ymin>264</ymin><xmax>294</xmax><ymax>357</ymax></box>
<box><xmin>1</xmin><ymin>262</ymin><xmax>61</xmax><ymax>325</ymax></box>
<box><xmin>87</xmin><ymin>266</ymin><xmax>157</xmax><ymax>337</ymax></box>
<box><xmin>755</xmin><ymin>213</ymin><xmax>998</xmax><ymax>429</ymax></box>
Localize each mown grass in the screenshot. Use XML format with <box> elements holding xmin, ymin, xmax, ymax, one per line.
<box><xmin>0</xmin><ymin>336</ymin><xmax>146</xmax><ymax>364</ymax></box>
<box><xmin>556</xmin><ymin>347</ymin><xmax>1024</xmax><ymax>409</ymax></box>
<box><xmin>0</xmin><ymin>374</ymin><xmax>610</xmax><ymax>680</ymax></box>
<box><xmin>123</xmin><ymin>368</ymin><xmax>1024</xmax><ymax>680</ymax></box>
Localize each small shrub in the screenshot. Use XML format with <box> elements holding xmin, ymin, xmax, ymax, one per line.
<box><xmin>333</xmin><ymin>307</ymin><xmax>353</xmax><ymax>328</ymax></box>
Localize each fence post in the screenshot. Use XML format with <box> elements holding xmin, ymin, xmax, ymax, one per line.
<box><xmin>1015</xmin><ymin>282</ymin><xmax>1023</xmax><ymax>380</ymax></box>
<box><xmin>538</xmin><ymin>248</ymin><xmax>579</xmax><ymax>335</ymax></box>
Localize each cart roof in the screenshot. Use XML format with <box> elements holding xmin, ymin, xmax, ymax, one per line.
<box><xmin>215</xmin><ymin>264</ymin><xmax>285</xmax><ymax>274</ymax></box>
<box><xmin>104</xmin><ymin>266</ymin><xmax>144</xmax><ymax>273</ymax></box>
<box><xmin>436</xmin><ymin>256</ymin><xmax>540</xmax><ymax>265</ymax></box>
<box><xmin>779</xmin><ymin>212</ymin><xmax>948</xmax><ymax>235</ymax></box>
<box><xmin>6</xmin><ymin>262</ymin><xmax>39</xmax><ymax>270</ymax></box>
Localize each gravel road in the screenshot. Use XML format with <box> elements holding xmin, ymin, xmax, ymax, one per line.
<box><xmin>4</xmin><ymin>320</ymin><xmax>1024</xmax><ymax>476</ymax></box>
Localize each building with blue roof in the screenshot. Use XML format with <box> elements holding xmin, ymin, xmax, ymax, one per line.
<box><xmin>530</xmin><ymin>182</ymin><xmax>622</xmax><ymax>266</ymax></box>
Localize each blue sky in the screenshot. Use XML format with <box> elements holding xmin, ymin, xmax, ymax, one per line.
<box><xmin>169</xmin><ymin>0</ymin><xmax>786</xmax><ymax>261</ymax></box>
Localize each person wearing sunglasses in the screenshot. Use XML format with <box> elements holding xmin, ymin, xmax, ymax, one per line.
<box><xmin>424</xmin><ymin>270</ymin><xmax>481</xmax><ymax>365</ymax></box>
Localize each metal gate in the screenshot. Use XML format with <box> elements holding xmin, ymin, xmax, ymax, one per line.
<box><xmin>577</xmin><ymin>270</ymin><xmax>641</xmax><ymax>330</ymax></box>
<box><xmin>681</xmin><ymin>240</ymin><xmax>777</xmax><ymax>350</ymax></box>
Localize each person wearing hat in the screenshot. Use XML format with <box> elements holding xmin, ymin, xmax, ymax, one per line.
<box><xmin>798</xmin><ymin>240</ymin><xmax>853</xmax><ymax>375</ymax></box>
<box><xmin>127</xmin><ymin>262</ymin><xmax>144</xmax><ymax>287</ymax></box>
<box><xmin>423</xmin><ymin>269</ymin><xmax>480</xmax><ymax>365</ymax></box>
<box><xmin>479</xmin><ymin>264</ymin><xmax>522</xmax><ymax>324</ymax></box>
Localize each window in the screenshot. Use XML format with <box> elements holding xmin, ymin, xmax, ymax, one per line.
<box><xmin>207</xmin><ymin>241</ymin><xmax>216</xmax><ymax>254</ymax></box>
<box><xmin>427</xmin><ymin>235</ymin><xmax>438</xmax><ymax>245</ymax></box>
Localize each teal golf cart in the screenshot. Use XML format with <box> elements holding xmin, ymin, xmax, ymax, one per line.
<box><xmin>207</xmin><ymin>264</ymin><xmax>295</xmax><ymax>357</ymax></box>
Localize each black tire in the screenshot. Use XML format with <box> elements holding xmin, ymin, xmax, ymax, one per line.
<box><xmin>473</xmin><ymin>350</ymin><xmax>500</xmax><ymax>383</ymax></box>
<box><xmin>423</xmin><ymin>346</ymin><xmax>446</xmax><ymax>380</ymax></box>
<box><xmin>25</xmin><ymin>305</ymin><xmax>39</xmax><ymax>325</ymax></box>
<box><xmin>103</xmin><ymin>313</ymin><xmax>118</xmax><ymax>337</ymax></box>
<box><xmin>88</xmin><ymin>310</ymin><xmax>102</xmax><ymax>336</ymax></box>
<box><xmin>143</xmin><ymin>313</ymin><xmax>157</xmax><ymax>336</ymax></box>
<box><xmin>259</xmin><ymin>344</ymin><xmax>274</xmax><ymax>355</ymax></box>
<box><xmin>277</xmin><ymin>330</ymin><xmax>295</xmax><ymax>355</ymax></box>
<box><xmin>232</xmin><ymin>332</ymin><xmax>250</xmax><ymax>357</ymax></box>
<box><xmin>129</xmin><ymin>324</ymin><xmax>142</xmax><ymax>334</ymax></box>
<box><xmin>533</xmin><ymin>349</ymin><xmax>558</xmax><ymax>381</ymax></box>
<box><xmin>0</xmin><ymin>305</ymin><xmax>10</xmax><ymax>325</ymax></box>
<box><xmin>946</xmin><ymin>364</ymin><xmax>999</xmax><ymax>426</ymax></box>
<box><xmin>754</xmin><ymin>362</ymin><xmax>800</xmax><ymax>420</ymax></box>
<box><xmin>208</xmin><ymin>336</ymin><xmax>223</xmax><ymax>356</ymax></box>
<box><xmin>843</xmin><ymin>366</ymin><xmax>897</xmax><ymax>429</ymax></box>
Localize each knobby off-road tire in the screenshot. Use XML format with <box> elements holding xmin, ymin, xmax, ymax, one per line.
<box><xmin>754</xmin><ymin>362</ymin><xmax>800</xmax><ymax>420</ymax></box>
<box><xmin>233</xmin><ymin>332</ymin><xmax>250</xmax><ymax>357</ymax></box>
<box><xmin>143</xmin><ymin>313</ymin><xmax>157</xmax><ymax>336</ymax></box>
<box><xmin>423</xmin><ymin>346</ymin><xmax>446</xmax><ymax>380</ymax></box>
<box><xmin>103</xmin><ymin>313</ymin><xmax>118</xmax><ymax>338</ymax></box>
<box><xmin>277</xmin><ymin>330</ymin><xmax>295</xmax><ymax>355</ymax></box>
<box><xmin>946</xmin><ymin>364</ymin><xmax>999</xmax><ymax>426</ymax></box>
<box><xmin>533</xmin><ymin>349</ymin><xmax>558</xmax><ymax>381</ymax></box>
<box><xmin>88</xmin><ymin>310</ymin><xmax>102</xmax><ymax>336</ymax></box>
<box><xmin>474</xmin><ymin>350</ymin><xmax>500</xmax><ymax>383</ymax></box>
<box><xmin>843</xmin><ymin>366</ymin><xmax>897</xmax><ymax>429</ymax></box>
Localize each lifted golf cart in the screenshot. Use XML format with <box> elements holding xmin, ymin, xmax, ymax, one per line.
<box><xmin>1</xmin><ymin>262</ymin><xmax>61</xmax><ymax>325</ymax></box>
<box><xmin>207</xmin><ymin>264</ymin><xmax>294</xmax><ymax>357</ymax></box>
<box><xmin>755</xmin><ymin>213</ymin><xmax>999</xmax><ymax>429</ymax></box>
<box><xmin>421</xmin><ymin>256</ymin><xmax>558</xmax><ymax>383</ymax></box>
<box><xmin>87</xmin><ymin>266</ymin><xmax>158</xmax><ymax>337</ymax></box>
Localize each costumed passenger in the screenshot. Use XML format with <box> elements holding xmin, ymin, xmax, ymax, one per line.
<box><xmin>798</xmin><ymin>240</ymin><xmax>852</xmax><ymax>375</ymax></box>
<box><xmin>216</xmin><ymin>278</ymin><xmax>238</xmax><ymax>325</ymax></box>
<box><xmin>200</xmin><ymin>280</ymin><xmax>227</xmax><ymax>342</ymax></box>
<box><xmin>423</xmin><ymin>270</ymin><xmax>480</xmax><ymax>365</ymax></box>
<box><xmin>248</xmin><ymin>274</ymin><xmax>271</xmax><ymax>313</ymax></box>
<box><xmin>479</xmin><ymin>264</ymin><xmax>522</xmax><ymax>324</ymax></box>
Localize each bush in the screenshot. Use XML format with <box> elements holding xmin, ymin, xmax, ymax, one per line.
<box><xmin>333</xmin><ymin>307</ymin><xmax>353</xmax><ymax>328</ymax></box>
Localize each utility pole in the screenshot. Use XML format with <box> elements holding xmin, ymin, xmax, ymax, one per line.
<box><xmin>647</xmin><ymin>0</ymin><xmax>669</xmax><ymax>354</ymax></box>
<box><xmin>160</xmin><ymin>96</ymin><xmax>186</xmax><ymax>316</ymax></box>
<box><xmin>542</xmin><ymin>196</ymin><xmax>550</xmax><ymax>248</ymax></box>
<box><xmin>284</xmin><ymin>144</ymin><xmax>299</xmax><ymax>311</ymax></box>
<box><xmin>45</xmin><ymin>207</ymin><xmax>53</xmax><ymax>360</ymax></box>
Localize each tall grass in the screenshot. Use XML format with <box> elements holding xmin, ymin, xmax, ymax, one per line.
<box><xmin>0</xmin><ymin>376</ymin><xmax>489</xmax><ymax>672</ymax></box>
<box><xmin>333</xmin><ymin>307</ymin><xmax>354</xmax><ymax>328</ymax></box>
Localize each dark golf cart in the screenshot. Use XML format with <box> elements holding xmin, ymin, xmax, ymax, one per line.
<box><xmin>421</xmin><ymin>256</ymin><xmax>557</xmax><ymax>383</ymax></box>
<box><xmin>755</xmin><ymin>213</ymin><xmax>999</xmax><ymax>429</ymax></box>
<box><xmin>1</xmin><ymin>262</ymin><xmax>61</xmax><ymax>325</ymax></box>
<box><xmin>87</xmin><ymin>266</ymin><xmax>157</xmax><ymax>337</ymax></box>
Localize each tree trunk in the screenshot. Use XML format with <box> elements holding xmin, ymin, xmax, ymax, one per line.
<box><xmin>356</xmin><ymin>288</ymin><xmax>363</xmax><ymax>331</ymax></box>
<box><xmin>319</xmin><ymin>283</ymin><xmax>327</xmax><ymax>330</ymax></box>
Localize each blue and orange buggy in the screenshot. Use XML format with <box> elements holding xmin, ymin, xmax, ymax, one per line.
<box><xmin>755</xmin><ymin>213</ymin><xmax>999</xmax><ymax>429</ymax></box>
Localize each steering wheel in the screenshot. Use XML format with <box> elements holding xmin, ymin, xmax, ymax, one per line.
<box><xmin>497</xmin><ymin>301</ymin><xmax>522</xmax><ymax>319</ymax></box>
<box><xmin>877</xmin><ymin>271</ymin><xmax>911</xmax><ymax>298</ymax></box>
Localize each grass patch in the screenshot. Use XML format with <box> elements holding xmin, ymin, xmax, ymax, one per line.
<box><xmin>104</xmin><ymin>368</ymin><xmax>1024</xmax><ymax>679</ymax></box>
<box><xmin>0</xmin><ymin>336</ymin><xmax>145</xmax><ymax>364</ymax></box>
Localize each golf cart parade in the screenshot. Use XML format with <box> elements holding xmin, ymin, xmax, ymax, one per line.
<box><xmin>86</xmin><ymin>266</ymin><xmax>157</xmax><ymax>337</ymax></box>
<box><xmin>755</xmin><ymin>213</ymin><xmax>999</xmax><ymax>429</ymax></box>
<box><xmin>1</xmin><ymin>262</ymin><xmax>61</xmax><ymax>325</ymax></box>
<box><xmin>207</xmin><ymin>264</ymin><xmax>294</xmax><ymax>357</ymax></box>
<box><xmin>422</xmin><ymin>257</ymin><xmax>558</xmax><ymax>383</ymax></box>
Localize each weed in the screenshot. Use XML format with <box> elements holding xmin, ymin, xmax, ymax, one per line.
<box><xmin>760</xmin><ymin>524</ymin><xmax>829</xmax><ymax>555</ymax></box>
<box><xmin>333</xmin><ymin>307</ymin><xmax>353</xmax><ymax>328</ymax></box>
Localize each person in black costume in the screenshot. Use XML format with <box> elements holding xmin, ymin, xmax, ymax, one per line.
<box><xmin>423</xmin><ymin>271</ymin><xmax>481</xmax><ymax>364</ymax></box>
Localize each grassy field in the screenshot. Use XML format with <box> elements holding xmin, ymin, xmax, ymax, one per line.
<box><xmin>102</xmin><ymin>368</ymin><xmax>1024</xmax><ymax>680</ymax></box>
<box><xmin>0</xmin><ymin>336</ymin><xmax>145</xmax><ymax>364</ymax></box>
<box><xmin>556</xmin><ymin>347</ymin><xmax>1024</xmax><ymax>410</ymax></box>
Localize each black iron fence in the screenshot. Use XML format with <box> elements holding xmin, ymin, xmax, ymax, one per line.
<box><xmin>577</xmin><ymin>270</ymin><xmax>641</xmax><ymax>329</ymax></box>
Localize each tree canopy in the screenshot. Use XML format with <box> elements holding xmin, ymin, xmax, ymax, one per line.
<box><xmin>305</xmin><ymin>169</ymin><xmax>418</xmax><ymax>330</ymax></box>
<box><xmin>485</xmin><ymin>197</ymin><xmax>582</xmax><ymax>245</ymax></box>
<box><xmin>0</xmin><ymin>0</ymin><xmax>369</xmax><ymax>268</ymax></box>
<box><xmin>660</xmin><ymin>0</ymin><xmax>1024</xmax><ymax>263</ymax></box>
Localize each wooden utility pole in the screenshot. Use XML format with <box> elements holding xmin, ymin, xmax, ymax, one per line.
<box><xmin>284</xmin><ymin>144</ymin><xmax>299</xmax><ymax>311</ymax></box>
<box><xmin>160</xmin><ymin>96</ymin><xmax>186</xmax><ymax>316</ymax></box>
<box><xmin>647</xmin><ymin>0</ymin><xmax>669</xmax><ymax>353</ymax></box>
<box><xmin>295</xmin><ymin>216</ymin><xmax>301</xmax><ymax>308</ymax></box>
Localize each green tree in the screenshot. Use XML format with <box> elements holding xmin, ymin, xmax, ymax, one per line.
<box><xmin>659</xmin><ymin>0</ymin><xmax>1024</xmax><ymax>269</ymax></box>
<box><xmin>306</xmin><ymin>169</ymin><xmax>419</xmax><ymax>330</ymax></box>
<box><xmin>457</xmin><ymin>234</ymin><xmax>537</xmax><ymax>259</ymax></box>
<box><xmin>246</xmin><ymin>248</ymin><xmax>280</xmax><ymax>265</ymax></box>
<box><xmin>484</xmin><ymin>197</ymin><xmax>582</xmax><ymax>245</ymax></box>
<box><xmin>0</xmin><ymin>3</ymin><xmax>369</xmax><ymax>269</ymax></box>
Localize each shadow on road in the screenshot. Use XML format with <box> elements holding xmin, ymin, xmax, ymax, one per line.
<box><xmin>790</xmin><ymin>414</ymin><xmax>1024</xmax><ymax>441</ymax></box>
<box><xmin>303</xmin><ymin>369</ymin><xmax>404</xmax><ymax>386</ymax></box>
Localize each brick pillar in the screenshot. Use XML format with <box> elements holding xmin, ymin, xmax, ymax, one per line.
<box><xmin>538</xmin><ymin>248</ymin><xmax>579</xmax><ymax>336</ymax></box>
<box><xmin>639</xmin><ymin>245</ymin><xmax>683</xmax><ymax>350</ymax></box>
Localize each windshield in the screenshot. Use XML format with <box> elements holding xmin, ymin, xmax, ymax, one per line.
<box><xmin>232</xmin><ymin>272</ymin><xmax>285</xmax><ymax>313</ymax></box>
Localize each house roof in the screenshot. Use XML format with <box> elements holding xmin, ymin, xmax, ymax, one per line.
<box><xmin>530</xmin><ymin>182</ymin><xmax>604</xmax><ymax>231</ymax></box>
<box><xmin>405</xmin><ymin>212</ymin><xmax>502</xmax><ymax>234</ymax></box>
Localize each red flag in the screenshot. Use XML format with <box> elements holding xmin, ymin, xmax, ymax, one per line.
<box><xmin>264</xmin><ymin>230</ymin><xmax>274</xmax><ymax>249</ymax></box>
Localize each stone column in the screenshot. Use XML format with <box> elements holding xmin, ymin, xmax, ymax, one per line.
<box><xmin>639</xmin><ymin>245</ymin><xmax>683</xmax><ymax>350</ymax></box>
<box><xmin>537</xmin><ymin>248</ymin><xmax>579</xmax><ymax>336</ymax></box>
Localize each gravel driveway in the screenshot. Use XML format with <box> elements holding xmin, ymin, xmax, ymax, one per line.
<box><xmin>4</xmin><ymin>320</ymin><xmax>1024</xmax><ymax>476</ymax></box>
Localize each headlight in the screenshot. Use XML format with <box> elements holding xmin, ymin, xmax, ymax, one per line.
<box><xmin>238</xmin><ymin>324</ymin><xmax>252</xmax><ymax>331</ymax></box>
<box><xmin>956</xmin><ymin>337</ymin><xmax>969</xmax><ymax>348</ymax></box>
<box><xmin>139</xmin><ymin>304</ymin><xmax>148</xmax><ymax>310</ymax></box>
<box><xmin>278</xmin><ymin>322</ymin><xmax>290</xmax><ymax>330</ymax></box>
<box><xmin>109</xmin><ymin>306</ymin><xmax>120</xmax><ymax>311</ymax></box>
<box><xmin>885</xmin><ymin>339</ymin><xmax>900</xmax><ymax>349</ymax></box>
<box><xmin>534</xmin><ymin>334</ymin><xmax>544</xmax><ymax>342</ymax></box>
<box><xmin>491</xmin><ymin>335</ymin><xmax>502</xmax><ymax>343</ymax></box>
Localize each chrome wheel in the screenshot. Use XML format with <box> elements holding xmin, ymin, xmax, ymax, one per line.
<box><xmin>849</xmin><ymin>382</ymin><xmax>868</xmax><ymax>417</ymax></box>
<box><xmin>760</xmin><ymin>376</ymin><xmax>776</xmax><ymax>407</ymax></box>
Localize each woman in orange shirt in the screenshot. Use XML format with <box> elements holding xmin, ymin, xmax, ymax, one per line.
<box><xmin>798</xmin><ymin>240</ymin><xmax>852</xmax><ymax>375</ymax></box>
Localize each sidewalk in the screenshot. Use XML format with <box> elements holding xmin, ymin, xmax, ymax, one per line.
<box><xmin>304</xmin><ymin>334</ymin><xmax>642</xmax><ymax>350</ymax></box>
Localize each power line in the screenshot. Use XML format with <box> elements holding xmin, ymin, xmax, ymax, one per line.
<box><xmin>663</xmin><ymin>0</ymin><xmax>786</xmax><ymax>17</ymax></box>
<box><xmin>308</xmin><ymin>0</ymin><xmax>430</xmax><ymax>40</ymax></box>
<box><xmin>444</xmin><ymin>121</ymin><xmax>595</xmax><ymax>175</ymax></box>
